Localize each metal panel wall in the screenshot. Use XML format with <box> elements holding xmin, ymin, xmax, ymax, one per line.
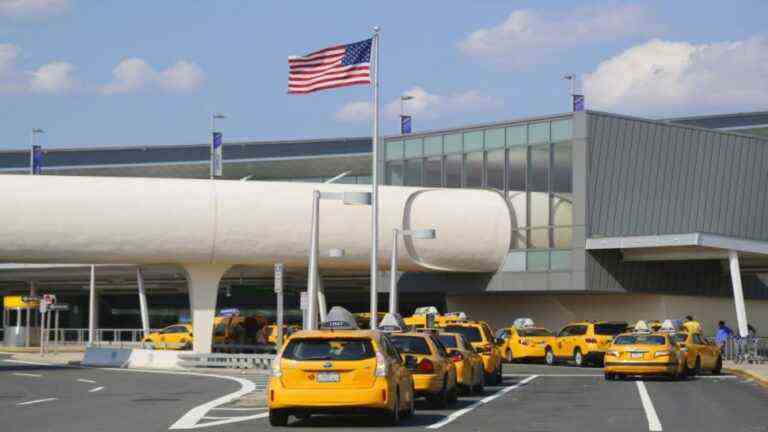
<box><xmin>587</xmin><ymin>112</ymin><xmax>768</xmax><ymax>241</ymax></box>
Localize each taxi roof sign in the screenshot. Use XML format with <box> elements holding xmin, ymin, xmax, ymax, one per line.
<box><xmin>634</xmin><ymin>320</ymin><xmax>651</xmax><ymax>333</ymax></box>
<box><xmin>319</xmin><ymin>306</ymin><xmax>360</xmax><ymax>330</ymax></box>
<box><xmin>379</xmin><ymin>313</ymin><xmax>406</xmax><ymax>332</ymax></box>
<box><xmin>413</xmin><ymin>306</ymin><xmax>439</xmax><ymax>316</ymax></box>
<box><xmin>513</xmin><ymin>318</ymin><xmax>535</xmax><ymax>329</ymax></box>
<box><xmin>659</xmin><ymin>319</ymin><xmax>681</xmax><ymax>332</ymax></box>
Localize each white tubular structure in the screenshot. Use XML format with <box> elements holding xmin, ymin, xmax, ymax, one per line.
<box><xmin>0</xmin><ymin>175</ymin><xmax>512</xmax><ymax>352</ymax></box>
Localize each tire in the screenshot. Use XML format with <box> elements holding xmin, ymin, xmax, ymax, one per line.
<box><xmin>402</xmin><ymin>385</ymin><xmax>415</xmax><ymax>418</ymax></box>
<box><xmin>712</xmin><ymin>356</ymin><xmax>723</xmax><ymax>375</ymax></box>
<box><xmin>573</xmin><ymin>349</ymin><xmax>584</xmax><ymax>367</ymax></box>
<box><xmin>545</xmin><ymin>348</ymin><xmax>556</xmax><ymax>366</ymax></box>
<box><xmin>384</xmin><ymin>390</ymin><xmax>400</xmax><ymax>425</ymax></box>
<box><xmin>604</xmin><ymin>372</ymin><xmax>614</xmax><ymax>381</ymax></box>
<box><xmin>506</xmin><ymin>349</ymin><xmax>514</xmax><ymax>363</ymax></box>
<box><xmin>269</xmin><ymin>409</ymin><xmax>289</xmax><ymax>427</ymax></box>
<box><xmin>681</xmin><ymin>359</ymin><xmax>691</xmax><ymax>380</ymax></box>
<box><xmin>447</xmin><ymin>383</ymin><xmax>458</xmax><ymax>404</ymax></box>
<box><xmin>472</xmin><ymin>367</ymin><xmax>485</xmax><ymax>394</ymax></box>
<box><xmin>428</xmin><ymin>377</ymin><xmax>449</xmax><ymax>409</ymax></box>
<box><xmin>693</xmin><ymin>357</ymin><xmax>702</xmax><ymax>376</ymax></box>
<box><xmin>495</xmin><ymin>365</ymin><xmax>503</xmax><ymax>385</ymax></box>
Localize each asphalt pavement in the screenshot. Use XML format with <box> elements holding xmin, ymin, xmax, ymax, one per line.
<box><xmin>2</xmin><ymin>356</ymin><xmax>766</xmax><ymax>432</ymax></box>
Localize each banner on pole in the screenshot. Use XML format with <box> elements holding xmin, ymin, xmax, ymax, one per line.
<box><xmin>572</xmin><ymin>94</ymin><xmax>585</xmax><ymax>112</ymax></box>
<box><xmin>212</xmin><ymin>132</ymin><xmax>223</xmax><ymax>177</ymax></box>
<box><xmin>400</xmin><ymin>115</ymin><xmax>412</xmax><ymax>134</ymax></box>
<box><xmin>32</xmin><ymin>145</ymin><xmax>43</xmax><ymax>174</ymax></box>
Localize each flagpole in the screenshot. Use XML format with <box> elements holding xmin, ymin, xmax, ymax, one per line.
<box><xmin>370</xmin><ymin>26</ymin><xmax>381</xmax><ymax>329</ymax></box>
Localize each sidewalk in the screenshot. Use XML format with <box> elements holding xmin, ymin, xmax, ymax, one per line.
<box><xmin>724</xmin><ymin>361</ymin><xmax>768</xmax><ymax>387</ymax></box>
<box><xmin>0</xmin><ymin>350</ymin><xmax>84</xmax><ymax>366</ymax></box>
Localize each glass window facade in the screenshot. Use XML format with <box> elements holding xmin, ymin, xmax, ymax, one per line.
<box><xmin>383</xmin><ymin>115</ymin><xmax>574</xmax><ymax>272</ymax></box>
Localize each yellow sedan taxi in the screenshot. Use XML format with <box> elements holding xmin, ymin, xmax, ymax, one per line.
<box><xmin>440</xmin><ymin>321</ymin><xmax>503</xmax><ymax>385</ymax></box>
<box><xmin>268</xmin><ymin>308</ymin><xmax>415</xmax><ymax>426</ymax></box>
<box><xmin>545</xmin><ymin>321</ymin><xmax>627</xmax><ymax>367</ymax></box>
<box><xmin>141</xmin><ymin>324</ymin><xmax>192</xmax><ymax>350</ymax></box>
<box><xmin>437</xmin><ymin>332</ymin><xmax>485</xmax><ymax>394</ymax></box>
<box><xmin>669</xmin><ymin>329</ymin><xmax>723</xmax><ymax>375</ymax></box>
<box><xmin>389</xmin><ymin>331</ymin><xmax>458</xmax><ymax>408</ymax></box>
<box><xmin>604</xmin><ymin>322</ymin><xmax>686</xmax><ymax>380</ymax></box>
<box><xmin>497</xmin><ymin>321</ymin><xmax>555</xmax><ymax>363</ymax></box>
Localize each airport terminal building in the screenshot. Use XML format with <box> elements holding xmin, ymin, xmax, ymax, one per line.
<box><xmin>2</xmin><ymin>110</ymin><xmax>768</xmax><ymax>335</ymax></box>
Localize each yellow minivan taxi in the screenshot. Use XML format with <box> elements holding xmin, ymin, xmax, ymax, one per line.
<box><xmin>437</xmin><ymin>332</ymin><xmax>485</xmax><ymax>394</ymax></box>
<box><xmin>268</xmin><ymin>309</ymin><xmax>415</xmax><ymax>426</ymax></box>
<box><xmin>669</xmin><ymin>331</ymin><xmax>722</xmax><ymax>375</ymax></box>
<box><xmin>440</xmin><ymin>321</ymin><xmax>503</xmax><ymax>385</ymax></box>
<box><xmin>604</xmin><ymin>332</ymin><xmax>686</xmax><ymax>380</ymax></box>
<box><xmin>545</xmin><ymin>321</ymin><xmax>627</xmax><ymax>367</ymax></box>
<box><xmin>389</xmin><ymin>332</ymin><xmax>459</xmax><ymax>408</ymax></box>
<box><xmin>498</xmin><ymin>326</ymin><xmax>554</xmax><ymax>363</ymax></box>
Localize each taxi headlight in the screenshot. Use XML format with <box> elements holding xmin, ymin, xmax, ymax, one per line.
<box><xmin>607</xmin><ymin>350</ymin><xmax>620</xmax><ymax>357</ymax></box>
<box><xmin>654</xmin><ymin>351</ymin><xmax>670</xmax><ymax>358</ymax></box>
<box><xmin>375</xmin><ymin>351</ymin><xmax>388</xmax><ymax>377</ymax></box>
<box><xmin>271</xmin><ymin>356</ymin><xmax>283</xmax><ymax>377</ymax></box>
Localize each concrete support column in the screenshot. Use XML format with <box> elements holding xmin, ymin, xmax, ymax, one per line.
<box><xmin>87</xmin><ymin>265</ymin><xmax>98</xmax><ymax>345</ymax></box>
<box><xmin>136</xmin><ymin>267</ymin><xmax>150</xmax><ymax>338</ymax></box>
<box><xmin>183</xmin><ymin>263</ymin><xmax>229</xmax><ymax>353</ymax></box>
<box><xmin>728</xmin><ymin>250</ymin><xmax>749</xmax><ymax>337</ymax></box>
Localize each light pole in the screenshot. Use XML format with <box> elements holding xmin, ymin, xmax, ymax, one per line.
<box><xmin>307</xmin><ymin>191</ymin><xmax>372</xmax><ymax>330</ymax></box>
<box><xmin>210</xmin><ymin>113</ymin><xmax>226</xmax><ymax>180</ymax></box>
<box><xmin>30</xmin><ymin>128</ymin><xmax>44</xmax><ymax>175</ymax></box>
<box><xmin>388</xmin><ymin>228</ymin><xmax>437</xmax><ymax>315</ymax></box>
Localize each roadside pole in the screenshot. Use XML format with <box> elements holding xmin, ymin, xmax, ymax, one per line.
<box><xmin>275</xmin><ymin>263</ymin><xmax>284</xmax><ymax>349</ymax></box>
<box><xmin>300</xmin><ymin>292</ymin><xmax>308</xmax><ymax>330</ymax></box>
<box><xmin>54</xmin><ymin>309</ymin><xmax>60</xmax><ymax>355</ymax></box>
<box><xmin>39</xmin><ymin>308</ymin><xmax>46</xmax><ymax>355</ymax></box>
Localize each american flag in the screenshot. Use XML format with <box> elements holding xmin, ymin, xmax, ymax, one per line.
<box><xmin>288</xmin><ymin>38</ymin><xmax>372</xmax><ymax>94</ymax></box>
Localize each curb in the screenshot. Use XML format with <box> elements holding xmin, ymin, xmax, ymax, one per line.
<box><xmin>724</xmin><ymin>367</ymin><xmax>768</xmax><ymax>388</ymax></box>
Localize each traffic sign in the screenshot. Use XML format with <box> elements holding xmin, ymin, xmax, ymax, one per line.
<box><xmin>274</xmin><ymin>263</ymin><xmax>284</xmax><ymax>294</ymax></box>
<box><xmin>48</xmin><ymin>304</ymin><xmax>69</xmax><ymax>312</ymax></box>
<box><xmin>300</xmin><ymin>291</ymin><xmax>308</xmax><ymax>311</ymax></box>
<box><xmin>22</xmin><ymin>295</ymin><xmax>40</xmax><ymax>303</ymax></box>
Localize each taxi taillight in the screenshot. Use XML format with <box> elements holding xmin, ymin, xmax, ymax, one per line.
<box><xmin>418</xmin><ymin>358</ymin><xmax>435</xmax><ymax>373</ymax></box>
<box><xmin>519</xmin><ymin>338</ymin><xmax>529</xmax><ymax>345</ymax></box>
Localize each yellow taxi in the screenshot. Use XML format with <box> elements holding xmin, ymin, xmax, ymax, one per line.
<box><xmin>497</xmin><ymin>319</ymin><xmax>555</xmax><ymax>363</ymax></box>
<box><xmin>268</xmin><ymin>307</ymin><xmax>415</xmax><ymax>426</ymax></box>
<box><xmin>389</xmin><ymin>330</ymin><xmax>458</xmax><ymax>408</ymax></box>
<box><xmin>669</xmin><ymin>329</ymin><xmax>723</xmax><ymax>375</ymax></box>
<box><xmin>437</xmin><ymin>332</ymin><xmax>485</xmax><ymax>394</ymax></box>
<box><xmin>545</xmin><ymin>321</ymin><xmax>627</xmax><ymax>367</ymax></box>
<box><xmin>604</xmin><ymin>322</ymin><xmax>686</xmax><ymax>380</ymax></box>
<box><xmin>439</xmin><ymin>321</ymin><xmax>503</xmax><ymax>385</ymax></box>
<box><xmin>141</xmin><ymin>324</ymin><xmax>193</xmax><ymax>350</ymax></box>
<box><xmin>266</xmin><ymin>324</ymin><xmax>299</xmax><ymax>345</ymax></box>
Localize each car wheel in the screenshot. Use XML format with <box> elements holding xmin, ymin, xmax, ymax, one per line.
<box><xmin>495</xmin><ymin>365</ymin><xmax>503</xmax><ymax>385</ymax></box>
<box><xmin>681</xmin><ymin>359</ymin><xmax>690</xmax><ymax>380</ymax></box>
<box><xmin>269</xmin><ymin>409</ymin><xmax>289</xmax><ymax>427</ymax></box>
<box><xmin>448</xmin><ymin>384</ymin><xmax>458</xmax><ymax>404</ymax></box>
<box><xmin>402</xmin><ymin>385</ymin><xmax>415</xmax><ymax>418</ymax></box>
<box><xmin>545</xmin><ymin>348</ymin><xmax>556</xmax><ymax>366</ymax></box>
<box><xmin>429</xmin><ymin>377</ymin><xmax>449</xmax><ymax>409</ymax></box>
<box><xmin>604</xmin><ymin>372</ymin><xmax>614</xmax><ymax>381</ymax></box>
<box><xmin>473</xmin><ymin>367</ymin><xmax>485</xmax><ymax>394</ymax></box>
<box><xmin>573</xmin><ymin>349</ymin><xmax>584</xmax><ymax>367</ymax></box>
<box><xmin>712</xmin><ymin>356</ymin><xmax>723</xmax><ymax>375</ymax></box>
<box><xmin>693</xmin><ymin>357</ymin><xmax>702</xmax><ymax>376</ymax></box>
<box><xmin>384</xmin><ymin>390</ymin><xmax>401</xmax><ymax>425</ymax></box>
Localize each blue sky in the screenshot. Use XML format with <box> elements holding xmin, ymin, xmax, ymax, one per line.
<box><xmin>1</xmin><ymin>0</ymin><xmax>767</xmax><ymax>150</ymax></box>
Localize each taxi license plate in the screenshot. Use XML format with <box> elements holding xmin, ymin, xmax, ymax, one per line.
<box><xmin>630</xmin><ymin>352</ymin><xmax>643</xmax><ymax>359</ymax></box>
<box><xmin>316</xmin><ymin>372</ymin><xmax>340</xmax><ymax>383</ymax></box>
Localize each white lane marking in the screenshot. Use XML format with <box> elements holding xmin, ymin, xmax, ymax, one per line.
<box><xmin>17</xmin><ymin>398</ymin><xmax>58</xmax><ymax>406</ymax></box>
<box><xmin>636</xmin><ymin>381</ymin><xmax>662</xmax><ymax>432</ymax></box>
<box><xmin>426</xmin><ymin>375</ymin><xmax>537</xmax><ymax>430</ymax></box>
<box><xmin>77</xmin><ymin>379</ymin><xmax>98</xmax><ymax>384</ymax></box>
<box><xmin>2</xmin><ymin>359</ymin><xmax>53</xmax><ymax>366</ymax></box>
<box><xmin>504</xmin><ymin>373</ymin><xmax>601</xmax><ymax>377</ymax></box>
<box><xmin>211</xmin><ymin>407</ymin><xmax>267</xmax><ymax>411</ymax></box>
<box><xmin>89</xmin><ymin>386</ymin><xmax>105</xmax><ymax>393</ymax></box>
<box><xmin>12</xmin><ymin>372</ymin><xmax>43</xmax><ymax>378</ymax></box>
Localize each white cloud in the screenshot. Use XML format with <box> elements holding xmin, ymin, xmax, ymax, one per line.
<box><xmin>0</xmin><ymin>43</ymin><xmax>20</xmax><ymax>77</ymax></box>
<box><xmin>583</xmin><ymin>37</ymin><xmax>768</xmax><ymax>114</ymax></box>
<box><xmin>100</xmin><ymin>58</ymin><xmax>205</xmax><ymax>94</ymax></box>
<box><xmin>335</xmin><ymin>86</ymin><xmax>503</xmax><ymax>124</ymax></box>
<box><xmin>28</xmin><ymin>60</ymin><xmax>74</xmax><ymax>93</ymax></box>
<box><xmin>458</xmin><ymin>4</ymin><xmax>650</xmax><ymax>66</ymax></box>
<box><xmin>159</xmin><ymin>60</ymin><xmax>205</xmax><ymax>92</ymax></box>
<box><xmin>0</xmin><ymin>0</ymin><xmax>68</xmax><ymax>17</ymax></box>
<box><xmin>334</xmin><ymin>101</ymin><xmax>371</xmax><ymax>123</ymax></box>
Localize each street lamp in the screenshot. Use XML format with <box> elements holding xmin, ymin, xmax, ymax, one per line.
<box><xmin>388</xmin><ymin>228</ymin><xmax>437</xmax><ymax>315</ymax></box>
<box><xmin>306</xmin><ymin>191</ymin><xmax>372</xmax><ymax>330</ymax></box>
<box><xmin>314</xmin><ymin>248</ymin><xmax>347</xmax><ymax>322</ymax></box>
<box><xmin>210</xmin><ymin>113</ymin><xmax>226</xmax><ymax>180</ymax></box>
<box><xmin>30</xmin><ymin>128</ymin><xmax>44</xmax><ymax>175</ymax></box>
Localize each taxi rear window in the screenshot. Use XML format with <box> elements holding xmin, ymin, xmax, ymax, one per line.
<box><xmin>671</xmin><ymin>334</ymin><xmax>688</xmax><ymax>343</ymax></box>
<box><xmin>390</xmin><ymin>336</ymin><xmax>432</xmax><ymax>355</ymax></box>
<box><xmin>519</xmin><ymin>328</ymin><xmax>552</xmax><ymax>337</ymax></box>
<box><xmin>282</xmin><ymin>338</ymin><xmax>375</xmax><ymax>361</ymax></box>
<box><xmin>437</xmin><ymin>335</ymin><xmax>458</xmax><ymax>348</ymax></box>
<box><xmin>594</xmin><ymin>323</ymin><xmax>628</xmax><ymax>335</ymax></box>
<box><xmin>442</xmin><ymin>325</ymin><xmax>482</xmax><ymax>343</ymax></box>
<box><xmin>613</xmin><ymin>335</ymin><xmax>666</xmax><ymax>345</ymax></box>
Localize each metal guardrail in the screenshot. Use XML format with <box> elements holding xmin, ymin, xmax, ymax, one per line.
<box><xmin>721</xmin><ymin>337</ymin><xmax>767</xmax><ymax>364</ymax></box>
<box><xmin>39</xmin><ymin>328</ymin><xmax>158</xmax><ymax>348</ymax></box>
<box><xmin>178</xmin><ymin>352</ymin><xmax>276</xmax><ymax>371</ymax></box>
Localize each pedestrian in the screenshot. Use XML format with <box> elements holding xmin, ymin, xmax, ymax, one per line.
<box><xmin>715</xmin><ymin>320</ymin><xmax>733</xmax><ymax>351</ymax></box>
<box><xmin>683</xmin><ymin>315</ymin><xmax>702</xmax><ymax>334</ymax></box>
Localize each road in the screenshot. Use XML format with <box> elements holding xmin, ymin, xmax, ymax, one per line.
<box><xmin>2</xmin><ymin>357</ymin><xmax>766</xmax><ymax>432</ymax></box>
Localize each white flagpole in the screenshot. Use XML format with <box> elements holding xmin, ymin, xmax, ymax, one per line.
<box><xmin>370</xmin><ymin>26</ymin><xmax>381</xmax><ymax>329</ymax></box>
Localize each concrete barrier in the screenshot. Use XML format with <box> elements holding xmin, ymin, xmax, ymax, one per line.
<box><xmin>83</xmin><ymin>347</ymin><xmax>183</xmax><ymax>369</ymax></box>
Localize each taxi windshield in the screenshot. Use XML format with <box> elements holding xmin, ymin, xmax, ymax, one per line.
<box><xmin>437</xmin><ymin>335</ymin><xmax>458</xmax><ymax>348</ymax></box>
<box><xmin>390</xmin><ymin>336</ymin><xmax>432</xmax><ymax>355</ymax></box>
<box><xmin>518</xmin><ymin>328</ymin><xmax>552</xmax><ymax>337</ymax></box>
<box><xmin>281</xmin><ymin>338</ymin><xmax>375</xmax><ymax>361</ymax></box>
<box><xmin>613</xmin><ymin>335</ymin><xmax>666</xmax><ymax>345</ymax></box>
<box><xmin>442</xmin><ymin>325</ymin><xmax>482</xmax><ymax>343</ymax></box>
<box><xmin>594</xmin><ymin>323</ymin><xmax>628</xmax><ymax>335</ymax></box>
